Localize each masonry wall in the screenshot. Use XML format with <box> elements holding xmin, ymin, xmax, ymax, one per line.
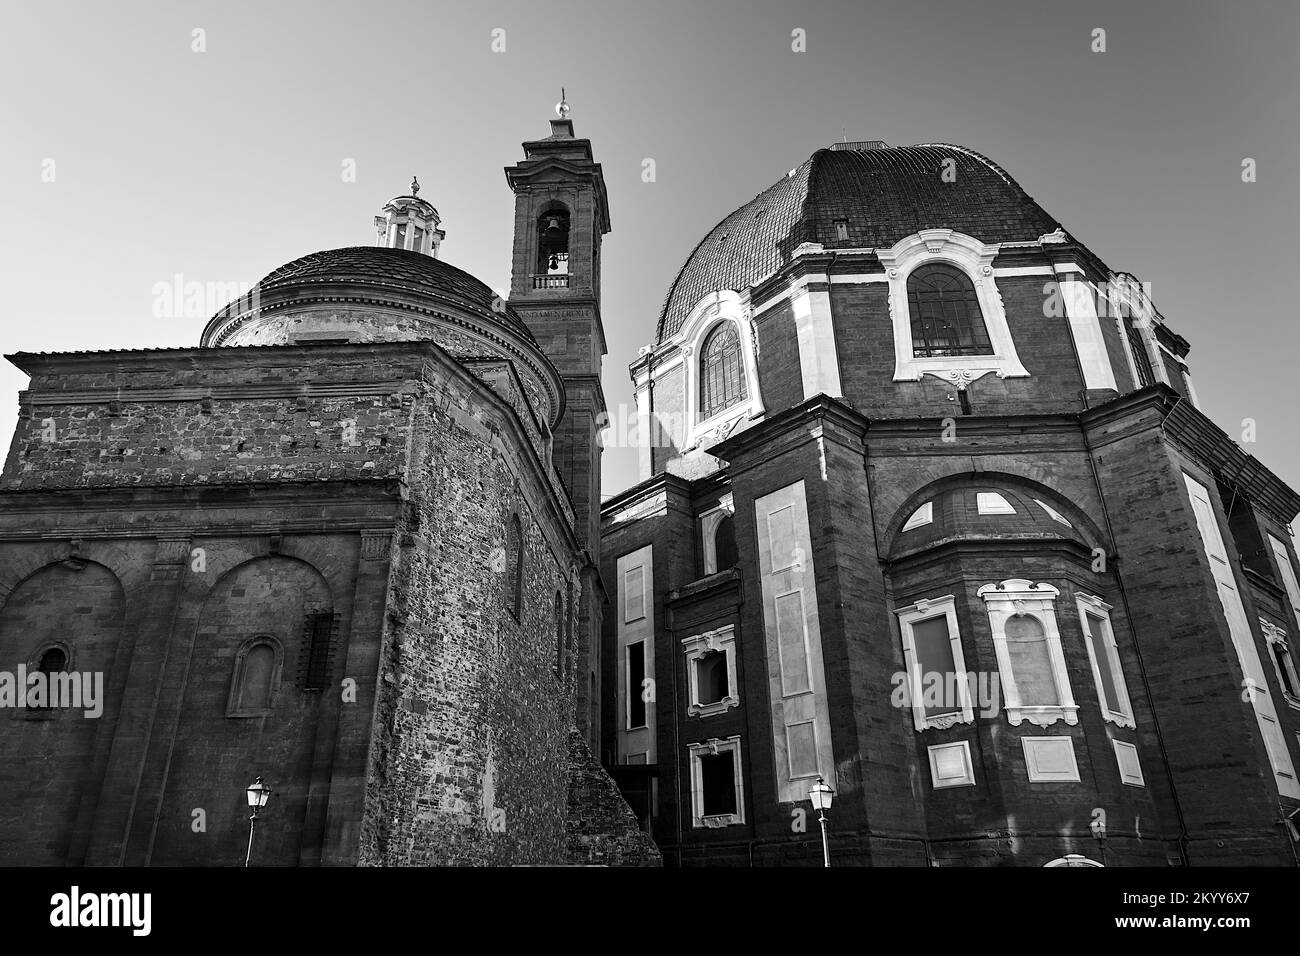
<box><xmin>1085</xmin><ymin>403</ymin><xmax>1297</xmax><ymax>865</ymax></box>
<box><xmin>0</xmin><ymin>340</ymin><xmax>650</xmax><ymax>867</ymax></box>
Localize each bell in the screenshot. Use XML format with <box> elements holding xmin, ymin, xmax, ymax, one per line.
<box><xmin>543</xmin><ymin>216</ymin><xmax>564</xmax><ymax>241</ymax></box>
<box><xmin>549</xmin><ymin>254</ymin><xmax>559</xmax><ymax>270</ymax></box>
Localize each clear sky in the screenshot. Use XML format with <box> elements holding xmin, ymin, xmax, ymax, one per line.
<box><xmin>1</xmin><ymin>0</ymin><xmax>1297</xmax><ymax>502</ymax></box>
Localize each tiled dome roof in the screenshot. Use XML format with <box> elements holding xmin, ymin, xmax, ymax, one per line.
<box><xmin>222</xmin><ymin>246</ymin><xmax>533</xmax><ymax>343</ymax></box>
<box><xmin>656</xmin><ymin>144</ymin><xmax>1064</xmax><ymax>343</ymax></box>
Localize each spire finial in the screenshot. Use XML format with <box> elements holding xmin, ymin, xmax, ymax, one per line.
<box><xmin>410</xmin><ymin>175</ymin><xmax>420</xmax><ymax>197</ymax></box>
<box><xmin>556</xmin><ymin>88</ymin><xmax>570</xmax><ymax>119</ymax></box>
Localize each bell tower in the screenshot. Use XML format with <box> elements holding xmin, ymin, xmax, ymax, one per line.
<box><xmin>505</xmin><ymin>97</ymin><xmax>610</xmax><ymax>748</ymax></box>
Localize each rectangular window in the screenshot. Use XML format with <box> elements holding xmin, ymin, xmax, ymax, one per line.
<box><xmin>1077</xmin><ymin>595</ymin><xmax>1135</xmax><ymax>728</ymax></box>
<box><xmin>911</xmin><ymin>616</ymin><xmax>960</xmax><ymax>719</ymax></box>
<box><xmin>627</xmin><ymin>641</ymin><xmax>647</xmax><ymax>729</ymax></box>
<box><xmin>700</xmin><ymin>751</ymin><xmax>737</xmax><ymax>815</ymax></box>
<box><xmin>1126</xmin><ymin>318</ymin><xmax>1155</xmax><ymax>388</ymax></box>
<box><xmin>689</xmin><ymin>736</ymin><xmax>744</xmax><ymax>827</ymax></box>
<box><xmin>1273</xmin><ymin>643</ymin><xmax>1298</xmax><ymax>697</ymax></box>
<box><xmin>682</xmin><ymin>626</ymin><xmax>739</xmax><ymax>718</ymax></box>
<box><xmin>833</xmin><ymin>218</ymin><xmax>849</xmax><ymax>241</ymax></box>
<box><xmin>1262</xmin><ymin>620</ymin><xmax>1300</xmax><ymax>704</ymax></box>
<box><xmin>301</xmin><ymin>612</ymin><xmax>334</xmax><ymax>691</ymax></box>
<box><xmin>895</xmin><ymin>595</ymin><xmax>974</xmax><ymax>731</ymax></box>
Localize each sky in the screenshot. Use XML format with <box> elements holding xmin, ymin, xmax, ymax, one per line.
<box><xmin>1</xmin><ymin>0</ymin><xmax>1297</xmax><ymax>501</ymax></box>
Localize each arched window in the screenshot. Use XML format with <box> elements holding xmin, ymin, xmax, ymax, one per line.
<box><xmin>536</xmin><ymin>207</ymin><xmax>570</xmax><ymax>277</ymax></box>
<box><xmin>505</xmin><ymin>514</ymin><xmax>524</xmax><ymax>618</ymax></box>
<box><xmin>38</xmin><ymin>646</ymin><xmax>67</xmax><ymax>675</ymax></box>
<box><xmin>1004</xmin><ymin>613</ymin><xmax>1059</xmax><ymax>706</ymax></box>
<box><xmin>700</xmin><ymin>323</ymin><xmax>748</xmax><ymax>420</ymax></box>
<box><xmin>713</xmin><ymin>516</ymin><xmax>738</xmax><ymax>571</ymax></box>
<box><xmin>906</xmin><ymin>264</ymin><xmax>994</xmax><ymax>357</ymax></box>
<box><xmin>227</xmin><ymin>636</ymin><xmax>281</xmax><ymax>717</ymax></box>
<box><xmin>28</xmin><ymin>645</ymin><xmax>68</xmax><ymax>713</ymax></box>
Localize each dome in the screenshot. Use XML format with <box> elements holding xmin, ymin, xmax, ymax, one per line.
<box><xmin>887</xmin><ymin>481</ymin><xmax>1093</xmax><ymax>561</ymax></box>
<box><xmin>199</xmin><ymin>246</ymin><xmax>564</xmax><ymax>429</ymax></box>
<box><xmin>656</xmin><ymin>143</ymin><xmax>1064</xmax><ymax>343</ymax></box>
<box><xmin>201</xmin><ymin>246</ymin><xmax>534</xmax><ymax>346</ymax></box>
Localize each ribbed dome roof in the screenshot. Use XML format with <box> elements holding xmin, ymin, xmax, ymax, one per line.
<box><xmin>213</xmin><ymin>246</ymin><xmax>533</xmax><ymax>344</ymax></box>
<box><xmin>656</xmin><ymin>144</ymin><xmax>1063</xmax><ymax>342</ymax></box>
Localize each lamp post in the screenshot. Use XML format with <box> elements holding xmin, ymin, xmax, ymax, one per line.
<box><xmin>245</xmin><ymin>776</ymin><xmax>273</xmax><ymax>867</ymax></box>
<box><xmin>809</xmin><ymin>774</ymin><xmax>834</xmax><ymax>867</ymax></box>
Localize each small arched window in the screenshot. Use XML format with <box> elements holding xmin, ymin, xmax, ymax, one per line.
<box><xmin>38</xmin><ymin>646</ymin><xmax>67</xmax><ymax>675</ymax></box>
<box><xmin>28</xmin><ymin>645</ymin><xmax>68</xmax><ymax>713</ymax></box>
<box><xmin>505</xmin><ymin>514</ymin><xmax>524</xmax><ymax>618</ymax></box>
<box><xmin>227</xmin><ymin>637</ymin><xmax>281</xmax><ymax>717</ymax></box>
<box><xmin>906</xmin><ymin>264</ymin><xmax>994</xmax><ymax>357</ymax></box>
<box><xmin>700</xmin><ymin>323</ymin><xmax>748</xmax><ymax>420</ymax></box>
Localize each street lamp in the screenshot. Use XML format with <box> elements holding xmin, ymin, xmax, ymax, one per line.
<box><xmin>245</xmin><ymin>776</ymin><xmax>273</xmax><ymax>867</ymax></box>
<box><xmin>809</xmin><ymin>774</ymin><xmax>834</xmax><ymax>867</ymax></box>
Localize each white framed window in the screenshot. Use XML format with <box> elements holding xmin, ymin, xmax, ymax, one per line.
<box><xmin>1112</xmin><ymin>740</ymin><xmax>1145</xmax><ymax>787</ymax></box>
<box><xmin>1022</xmin><ymin>736</ymin><xmax>1080</xmax><ymax>783</ymax></box>
<box><xmin>976</xmin><ymin>492</ymin><xmax>1015</xmax><ymax>515</ymax></box>
<box><xmin>674</xmin><ymin>292</ymin><xmax>764</xmax><ymax>453</ymax></box>
<box><xmin>1033</xmin><ymin>498</ymin><xmax>1072</xmax><ymax>527</ymax></box>
<box><xmin>699</xmin><ymin>496</ymin><xmax>737</xmax><ymax>576</ymax></box>
<box><xmin>901</xmin><ymin>501</ymin><xmax>933</xmax><ymax>531</ymax></box>
<box><xmin>894</xmin><ymin>594</ymin><xmax>975</xmax><ymax>731</ymax></box>
<box><xmin>878</xmin><ymin>229</ymin><xmax>1030</xmax><ymax>386</ymax></box>
<box><xmin>1260</xmin><ymin>619</ymin><xmax>1300</xmax><ymax>707</ymax></box>
<box><xmin>688</xmin><ymin>736</ymin><xmax>745</xmax><ymax>828</ymax></box>
<box><xmin>1076</xmin><ymin>593</ymin><xmax>1135</xmax><ymax>728</ymax></box>
<box><xmin>978</xmin><ymin>579</ymin><xmax>1078</xmax><ymax>728</ymax></box>
<box><xmin>928</xmin><ymin>741</ymin><xmax>976</xmax><ymax>789</ymax></box>
<box><xmin>682</xmin><ymin>626</ymin><xmax>740</xmax><ymax>717</ymax></box>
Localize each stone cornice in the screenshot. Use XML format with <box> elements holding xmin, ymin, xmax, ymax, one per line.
<box><xmin>710</xmin><ymin>395</ymin><xmax>870</xmax><ymax>464</ymax></box>
<box><xmin>1083</xmin><ymin>384</ymin><xmax>1300</xmax><ymax>525</ymax></box>
<box><xmin>599</xmin><ymin>470</ymin><xmax>693</xmax><ymax>521</ymax></box>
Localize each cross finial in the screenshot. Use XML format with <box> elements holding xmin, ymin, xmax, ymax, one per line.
<box><xmin>556</xmin><ymin>88</ymin><xmax>570</xmax><ymax>118</ymax></box>
<box><xmin>410</xmin><ymin>175</ymin><xmax>420</xmax><ymax>197</ymax></box>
